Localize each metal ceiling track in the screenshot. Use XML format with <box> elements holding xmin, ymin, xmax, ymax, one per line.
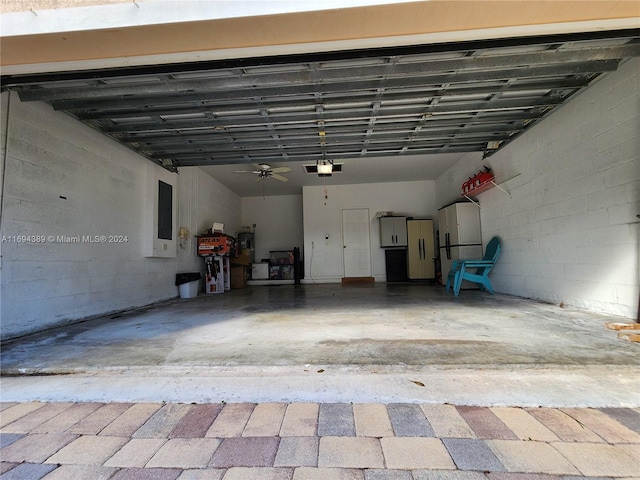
<box><xmin>2</xmin><ymin>29</ymin><xmax>639</xmax><ymax>171</ymax></box>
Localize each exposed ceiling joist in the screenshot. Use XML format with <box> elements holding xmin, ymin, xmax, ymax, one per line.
<box><xmin>2</xmin><ymin>30</ymin><xmax>638</xmax><ymax>171</ymax></box>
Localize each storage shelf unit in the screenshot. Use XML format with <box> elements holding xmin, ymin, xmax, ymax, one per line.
<box><xmin>407</xmin><ymin>219</ymin><xmax>435</xmax><ymax>280</ymax></box>
<box><xmin>462</xmin><ymin>174</ymin><xmax>520</xmax><ymax>207</ymax></box>
<box><xmin>437</xmin><ymin>202</ymin><xmax>482</xmax><ymax>288</ymax></box>
<box><xmin>379</xmin><ymin>216</ymin><xmax>407</xmax><ymax>247</ymax></box>
<box><xmin>385</xmin><ymin>249</ymin><xmax>408</xmax><ymax>282</ymax></box>
<box><xmin>269</xmin><ymin>250</ymin><xmax>294</xmax><ymax>280</ymax></box>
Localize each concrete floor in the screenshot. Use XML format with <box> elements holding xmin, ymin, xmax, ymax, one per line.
<box><xmin>1</xmin><ymin>284</ymin><xmax>639</xmax><ymax>406</ymax></box>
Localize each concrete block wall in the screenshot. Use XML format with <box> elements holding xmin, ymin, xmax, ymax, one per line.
<box><xmin>436</xmin><ymin>58</ymin><xmax>639</xmax><ymax>319</ymax></box>
<box><xmin>0</xmin><ymin>92</ymin><xmax>240</xmax><ymax>339</ymax></box>
<box><xmin>176</xmin><ymin>166</ymin><xmax>241</xmax><ymax>275</ymax></box>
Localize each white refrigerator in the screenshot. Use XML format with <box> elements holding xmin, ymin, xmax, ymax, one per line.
<box><xmin>437</xmin><ymin>202</ymin><xmax>483</xmax><ymax>287</ymax></box>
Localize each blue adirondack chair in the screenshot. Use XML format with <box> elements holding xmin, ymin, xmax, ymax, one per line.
<box><xmin>445</xmin><ymin>236</ymin><xmax>501</xmax><ymax>296</ymax></box>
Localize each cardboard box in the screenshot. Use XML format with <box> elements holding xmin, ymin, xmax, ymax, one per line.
<box><xmin>231</xmin><ymin>266</ymin><xmax>247</xmax><ymax>289</ymax></box>
<box><xmin>206</xmin><ymin>276</ymin><xmax>224</xmax><ymax>294</ymax></box>
<box><xmin>204</xmin><ymin>256</ymin><xmax>226</xmax><ymax>294</ymax></box>
<box><xmin>197</xmin><ymin>235</ymin><xmax>233</xmax><ymax>256</ymax></box>
<box><xmin>231</xmin><ymin>254</ymin><xmax>251</xmax><ymax>266</ymax></box>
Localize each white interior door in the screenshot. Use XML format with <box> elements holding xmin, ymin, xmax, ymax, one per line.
<box><xmin>342</xmin><ymin>208</ymin><xmax>372</xmax><ymax>278</ymax></box>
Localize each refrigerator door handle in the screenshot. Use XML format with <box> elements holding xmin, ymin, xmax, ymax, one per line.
<box><xmin>421</xmin><ymin>239</ymin><xmax>425</xmax><ymax>260</ymax></box>
<box><xmin>418</xmin><ymin>238</ymin><xmax>422</xmax><ymax>259</ymax></box>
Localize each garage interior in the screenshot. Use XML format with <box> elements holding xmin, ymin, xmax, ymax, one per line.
<box><xmin>0</xmin><ymin>1</ymin><xmax>639</xmax><ymax>405</ymax></box>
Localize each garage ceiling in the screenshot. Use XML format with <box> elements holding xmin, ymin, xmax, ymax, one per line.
<box><xmin>2</xmin><ymin>29</ymin><xmax>639</xmax><ymax>195</ymax></box>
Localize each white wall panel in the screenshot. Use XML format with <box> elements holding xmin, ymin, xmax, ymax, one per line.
<box><xmin>241</xmin><ymin>195</ymin><xmax>303</xmax><ymax>263</ymax></box>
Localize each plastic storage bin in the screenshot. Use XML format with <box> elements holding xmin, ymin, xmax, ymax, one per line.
<box><xmin>269</xmin><ymin>250</ymin><xmax>294</xmax><ymax>265</ymax></box>
<box><xmin>252</xmin><ymin>263</ymin><xmax>269</xmax><ymax>280</ymax></box>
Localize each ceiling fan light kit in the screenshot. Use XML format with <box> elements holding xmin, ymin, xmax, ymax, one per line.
<box><xmin>303</xmin><ymin>162</ymin><xmax>343</xmax><ymax>176</ymax></box>
<box><xmin>234</xmin><ymin>163</ymin><xmax>291</xmax><ymax>182</ymax></box>
<box><xmin>317</xmin><ymin>160</ymin><xmax>333</xmax><ymax>175</ymax></box>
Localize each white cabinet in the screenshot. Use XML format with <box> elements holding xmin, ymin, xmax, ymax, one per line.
<box><xmin>407</xmin><ymin>219</ymin><xmax>435</xmax><ymax>279</ymax></box>
<box><xmin>444</xmin><ymin>203</ymin><xmax>481</xmax><ymax>245</ymax></box>
<box><xmin>437</xmin><ymin>203</ymin><xmax>482</xmax><ymax>286</ymax></box>
<box><xmin>438</xmin><ymin>203</ymin><xmax>481</xmax><ymax>246</ymax></box>
<box><xmin>379</xmin><ymin>216</ymin><xmax>407</xmax><ymax>247</ymax></box>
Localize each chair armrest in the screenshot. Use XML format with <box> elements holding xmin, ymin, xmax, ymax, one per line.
<box><xmin>459</xmin><ymin>260</ymin><xmax>495</xmax><ymax>267</ymax></box>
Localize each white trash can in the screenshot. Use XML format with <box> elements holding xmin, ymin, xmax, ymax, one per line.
<box><xmin>176</xmin><ymin>273</ymin><xmax>201</xmax><ymax>299</ymax></box>
<box><xmin>178</xmin><ymin>280</ymin><xmax>199</xmax><ymax>299</ymax></box>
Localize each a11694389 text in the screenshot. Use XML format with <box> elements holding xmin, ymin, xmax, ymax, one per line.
<box><xmin>1</xmin><ymin>235</ymin><xmax>129</xmax><ymax>244</ymax></box>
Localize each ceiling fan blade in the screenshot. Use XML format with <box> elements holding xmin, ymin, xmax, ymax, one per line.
<box><xmin>270</xmin><ymin>167</ymin><xmax>291</xmax><ymax>173</ymax></box>
<box><xmin>234</xmin><ymin>170</ymin><xmax>255</xmax><ymax>173</ymax></box>
<box><xmin>271</xmin><ymin>173</ymin><xmax>289</xmax><ymax>182</ymax></box>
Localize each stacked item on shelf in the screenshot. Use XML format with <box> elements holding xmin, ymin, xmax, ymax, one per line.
<box><xmin>461</xmin><ymin>167</ymin><xmax>495</xmax><ymax>197</ymax></box>
<box><xmin>269</xmin><ymin>250</ymin><xmax>294</xmax><ymax>280</ymax></box>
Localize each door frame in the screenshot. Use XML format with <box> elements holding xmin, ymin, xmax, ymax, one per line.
<box><xmin>341</xmin><ymin>207</ymin><xmax>373</xmax><ymax>279</ymax></box>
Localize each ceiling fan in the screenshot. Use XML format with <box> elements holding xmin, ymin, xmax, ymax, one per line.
<box><xmin>234</xmin><ymin>163</ymin><xmax>291</xmax><ymax>182</ymax></box>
